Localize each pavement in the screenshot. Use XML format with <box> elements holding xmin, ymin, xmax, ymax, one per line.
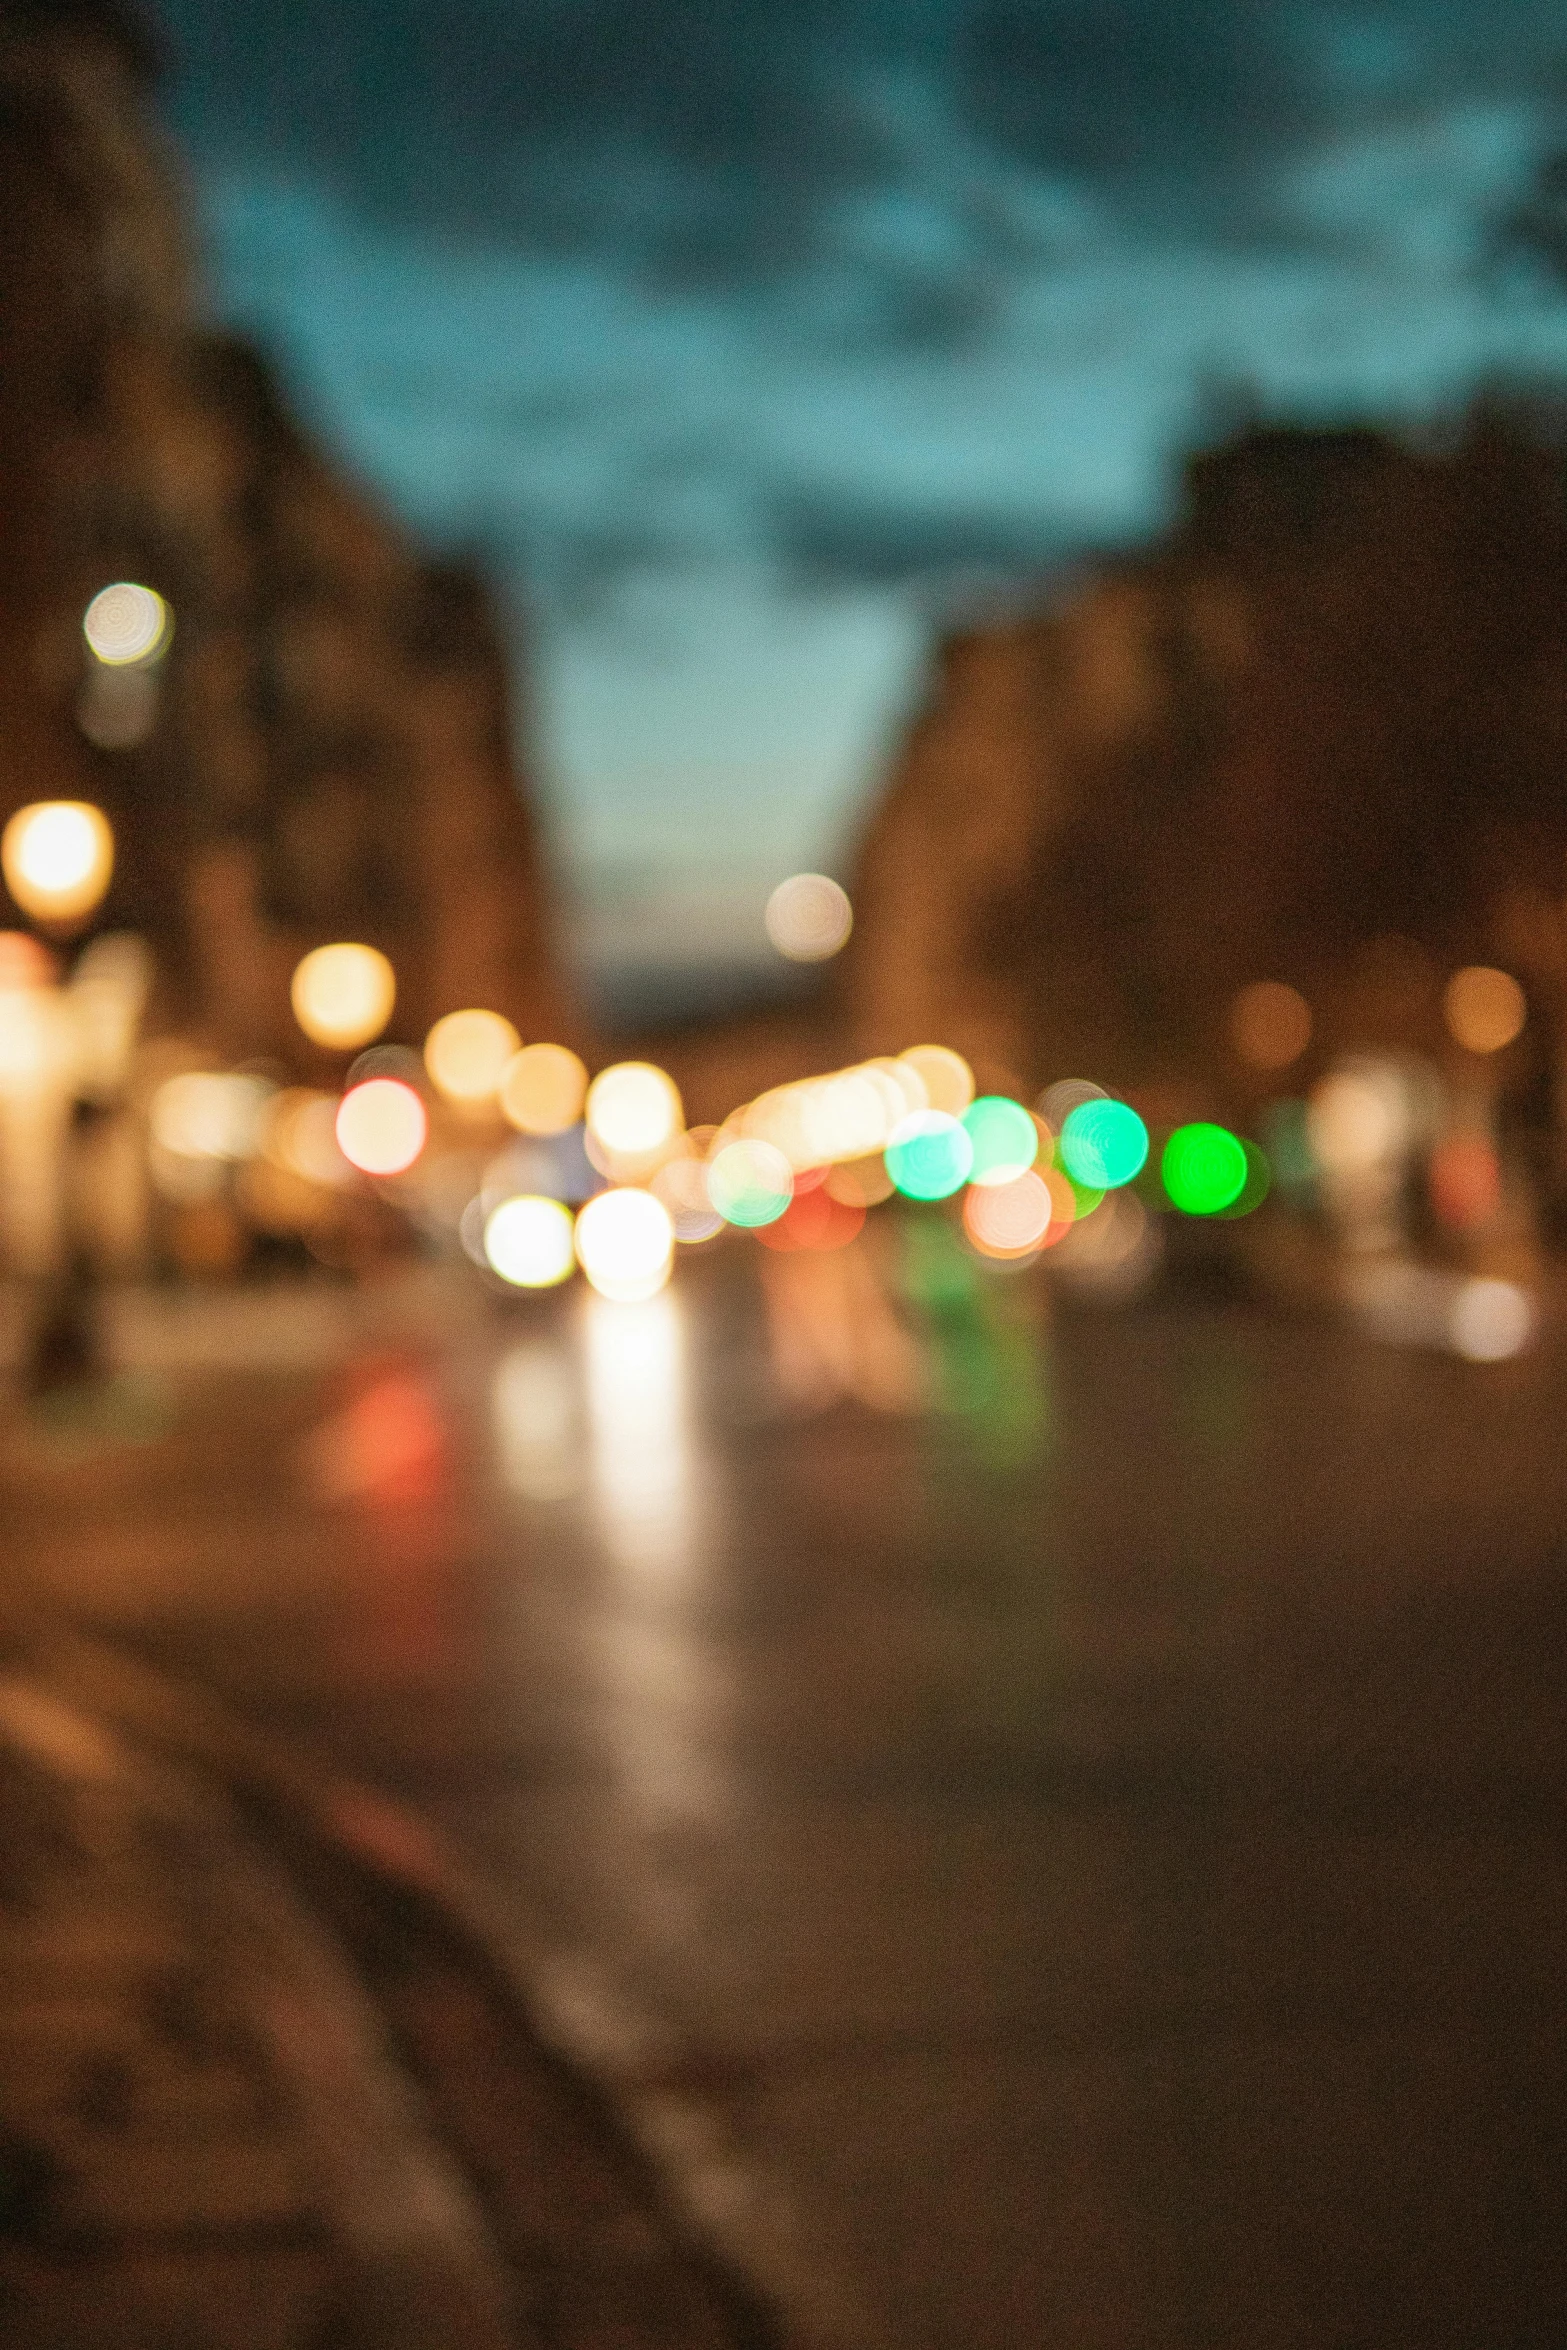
<box><xmin>0</xmin><ymin>1614</ymin><xmax>786</xmax><ymax>2350</ymax></box>
<box><xmin>4</xmin><ymin>1247</ymin><xmax>1567</xmax><ymax>2348</ymax></box>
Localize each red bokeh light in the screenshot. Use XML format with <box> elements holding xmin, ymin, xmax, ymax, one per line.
<box><xmin>756</xmin><ymin>1184</ymin><xmax>865</xmax><ymax>1252</ymax></box>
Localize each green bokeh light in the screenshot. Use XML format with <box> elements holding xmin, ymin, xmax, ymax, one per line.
<box><xmin>1063</xmin><ymin>1174</ymin><xmax>1105</xmax><ymax>1220</ymax></box>
<box><xmin>885</xmin><ymin>1111</ymin><xmax>974</xmax><ymax>1200</ymax></box>
<box><xmin>961</xmin><ymin>1095</ymin><xmax>1038</xmax><ymax>1186</ymax></box>
<box><xmin>1162</xmin><ymin>1122</ymin><xmax>1248</xmax><ymax>1214</ymax></box>
<box><xmin>1060</xmin><ymin>1098</ymin><xmax>1149</xmax><ymax>1189</ymax></box>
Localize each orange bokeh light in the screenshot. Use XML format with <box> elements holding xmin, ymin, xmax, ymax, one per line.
<box><xmin>1230</xmin><ymin>980</ymin><xmax>1312</xmax><ymax>1070</ymax></box>
<box><xmin>964</xmin><ymin>1169</ymin><xmax>1057</xmax><ymax>1258</ymax></box>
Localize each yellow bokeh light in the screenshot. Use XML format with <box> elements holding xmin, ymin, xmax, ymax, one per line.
<box><xmin>574</xmin><ymin>1186</ymin><xmax>675</xmax><ymax>1302</ymax></box>
<box><xmin>83</xmin><ymin>581</ymin><xmax>170</xmax><ymax>666</ymax></box>
<box><xmin>898</xmin><ymin>1044</ymin><xmax>974</xmax><ymax>1118</ymax></box>
<box><xmin>500</xmin><ymin>1041</ymin><xmax>588</xmax><ymax>1135</ymax></box>
<box><xmin>1307</xmin><ymin>1067</ymin><xmax>1406</xmax><ymax>1174</ymax></box>
<box><xmin>2</xmin><ymin>801</ymin><xmax>114</xmax><ymax>925</ymax></box>
<box><xmin>483</xmin><ymin>1194</ymin><xmax>576</xmax><ymax>1288</ymax></box>
<box><xmin>1443</xmin><ymin>965</ymin><xmax>1525</xmax><ymax>1056</ymax></box>
<box><xmin>1230</xmin><ymin>979</ymin><xmax>1312</xmax><ymax>1070</ymax></box>
<box><xmin>335</xmin><ymin>1078</ymin><xmax>427</xmax><ymax>1176</ymax></box>
<box><xmin>424</xmin><ymin>1008</ymin><xmax>521</xmax><ymax>1106</ymax></box>
<box><xmin>764</xmin><ymin>872</ymin><xmax>853</xmax><ymax>961</ymax></box>
<box><xmin>585</xmin><ymin>1062</ymin><xmax>683</xmax><ymax>1158</ymax></box>
<box><xmin>290</xmin><ymin>944</ymin><xmax>396</xmax><ymax>1052</ymax></box>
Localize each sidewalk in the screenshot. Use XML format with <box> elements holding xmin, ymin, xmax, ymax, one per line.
<box><xmin>0</xmin><ymin>1628</ymin><xmax>781</xmax><ymax>2350</ymax></box>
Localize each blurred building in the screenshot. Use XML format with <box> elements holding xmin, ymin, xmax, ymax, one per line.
<box><xmin>0</xmin><ymin>0</ymin><xmax>571</xmax><ymax>1060</ymax></box>
<box><xmin>845</xmin><ymin>414</ymin><xmax>1567</xmax><ymax>1120</ymax></box>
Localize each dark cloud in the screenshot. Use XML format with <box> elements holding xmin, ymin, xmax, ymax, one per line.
<box><xmin>157</xmin><ymin>0</ymin><xmax>1567</xmax><ymax>266</ymax></box>
<box><xmin>768</xmin><ymin>483</ymin><xmax>1068</xmax><ymax>592</ymax></box>
<box><xmin>1492</xmin><ymin>147</ymin><xmax>1567</xmax><ymax>284</ymax></box>
<box><xmin>157</xmin><ymin>0</ymin><xmax>892</xmax><ymax>272</ymax></box>
<box><xmin>958</xmin><ymin>0</ymin><xmax>1312</xmax><ymax>189</ymax></box>
<box><xmin>959</xmin><ymin>1</ymin><xmax>1567</xmax><ymax>227</ymax></box>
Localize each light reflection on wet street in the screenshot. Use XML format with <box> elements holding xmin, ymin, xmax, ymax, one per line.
<box><xmin>9</xmin><ymin>1250</ymin><xmax>1567</xmax><ymax>2347</ymax></box>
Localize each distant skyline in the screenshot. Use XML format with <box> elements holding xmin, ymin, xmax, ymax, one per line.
<box><xmin>154</xmin><ymin>0</ymin><xmax>1567</xmax><ymax>1000</ymax></box>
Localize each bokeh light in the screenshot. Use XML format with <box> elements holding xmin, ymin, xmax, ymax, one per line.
<box><xmin>1230</xmin><ymin>980</ymin><xmax>1312</xmax><ymax>1070</ymax></box>
<box><xmin>425</xmin><ymin>1008</ymin><xmax>522</xmax><ymax>1106</ymax></box>
<box><xmin>1059</xmin><ymin>1098</ymin><xmax>1149</xmax><ymax>1189</ymax></box>
<box><xmin>483</xmin><ymin>1195</ymin><xmax>576</xmax><ymax>1288</ymax></box>
<box><xmin>756</xmin><ymin>1185</ymin><xmax>865</xmax><ymax>1252</ymax></box>
<box><xmin>335</xmin><ymin>1078</ymin><xmax>427</xmax><ymax>1175</ymax></box>
<box><xmin>83</xmin><ymin>581</ymin><xmax>170</xmax><ymax>666</ymax></box>
<box><xmin>885</xmin><ymin>1110</ymin><xmax>974</xmax><ymax>1200</ymax></box>
<box><xmin>1449</xmin><ymin>1277</ymin><xmax>1533</xmax><ymax>1361</ymax></box>
<box><xmin>900</xmin><ymin>1044</ymin><xmax>974</xmax><ymax>1117</ymax></box>
<box><xmin>743</xmin><ymin>1059</ymin><xmax>918</xmax><ymax>1169</ymax></box>
<box><xmin>765</xmin><ymin>872</ymin><xmax>853</xmax><ymax>961</ymax></box>
<box><xmin>1162</xmin><ymin>1122</ymin><xmax>1248</xmax><ymax>1214</ymax></box>
<box><xmin>1307</xmin><ymin>1067</ymin><xmax>1406</xmax><ymax>1174</ymax></box>
<box><xmin>708</xmin><ymin>1137</ymin><xmax>794</xmax><ymax>1227</ymax></box>
<box><xmin>574</xmin><ymin>1186</ymin><xmax>675</xmax><ymax>1301</ymax></box>
<box><xmin>964</xmin><ymin>1169</ymin><xmax>1054</xmax><ymax>1257</ymax></box>
<box><xmin>1443</xmin><ymin>966</ymin><xmax>1525</xmax><ymax>1055</ymax></box>
<box><xmin>585</xmin><ymin>1061</ymin><xmax>683</xmax><ymax>1158</ymax></box>
<box><xmin>651</xmin><ymin>1154</ymin><xmax>724</xmax><ymax>1242</ymax></box>
<box><xmin>2</xmin><ymin>801</ymin><xmax>114</xmax><ymax>924</ymax></box>
<box><xmin>1062</xmin><ymin>1171</ymin><xmax>1106</xmax><ymax>1221</ymax></box>
<box><xmin>962</xmin><ymin>1095</ymin><xmax>1039</xmax><ymax>1187</ymax></box>
<box><xmin>290</xmin><ymin>943</ymin><xmax>396</xmax><ymax>1051</ymax></box>
<box><xmin>501</xmin><ymin>1041</ymin><xmax>588</xmax><ymax>1135</ymax></box>
<box><xmin>1037</xmin><ymin>1078</ymin><xmax>1105</xmax><ymax>1134</ymax></box>
<box><xmin>1428</xmin><ymin>1132</ymin><xmax>1501</xmax><ymax>1229</ymax></box>
<box><xmin>1038</xmin><ymin>1167</ymin><xmax>1080</xmax><ymax>1244</ymax></box>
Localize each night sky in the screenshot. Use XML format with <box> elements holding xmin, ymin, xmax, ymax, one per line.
<box><xmin>153</xmin><ymin>1</ymin><xmax>1567</xmax><ymax>994</ymax></box>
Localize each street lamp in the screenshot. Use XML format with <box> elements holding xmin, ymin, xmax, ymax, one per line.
<box><xmin>2</xmin><ymin>800</ymin><xmax>115</xmax><ymax>929</ymax></box>
<box><xmin>0</xmin><ymin>801</ymin><xmax>118</xmax><ymax>1391</ymax></box>
<box><xmin>290</xmin><ymin>942</ymin><xmax>396</xmax><ymax>1052</ymax></box>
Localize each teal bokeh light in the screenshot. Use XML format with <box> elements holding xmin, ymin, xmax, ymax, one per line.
<box><xmin>1162</xmin><ymin>1122</ymin><xmax>1248</xmax><ymax>1214</ymax></box>
<box><xmin>1059</xmin><ymin>1098</ymin><xmax>1149</xmax><ymax>1189</ymax></box>
<box><xmin>961</xmin><ymin>1095</ymin><xmax>1038</xmax><ymax>1186</ymax></box>
<box><xmin>885</xmin><ymin>1111</ymin><xmax>974</xmax><ymax>1200</ymax></box>
<box><xmin>707</xmin><ymin>1140</ymin><xmax>793</xmax><ymax>1227</ymax></box>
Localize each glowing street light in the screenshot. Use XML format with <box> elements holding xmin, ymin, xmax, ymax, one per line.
<box><xmin>2</xmin><ymin>802</ymin><xmax>114</xmax><ymax>927</ymax></box>
<box><xmin>291</xmin><ymin>943</ymin><xmax>396</xmax><ymax>1051</ymax></box>
<box><xmin>765</xmin><ymin>872</ymin><xmax>853</xmax><ymax>961</ymax></box>
<box><xmin>335</xmin><ymin>1078</ymin><xmax>427</xmax><ymax>1176</ymax></box>
<box><xmin>83</xmin><ymin>582</ymin><xmax>170</xmax><ymax>667</ymax></box>
<box><xmin>424</xmin><ymin>1008</ymin><xmax>520</xmax><ymax>1108</ymax></box>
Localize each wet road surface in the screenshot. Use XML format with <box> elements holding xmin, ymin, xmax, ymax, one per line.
<box><xmin>7</xmin><ymin>1243</ymin><xmax>1567</xmax><ymax>2348</ymax></box>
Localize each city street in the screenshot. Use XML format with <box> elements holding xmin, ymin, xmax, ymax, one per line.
<box><xmin>6</xmin><ymin>1243</ymin><xmax>1567</xmax><ymax>2349</ymax></box>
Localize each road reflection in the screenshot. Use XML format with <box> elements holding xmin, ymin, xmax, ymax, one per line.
<box><xmin>491</xmin><ymin>1336</ymin><xmax>579</xmax><ymax>1502</ymax></box>
<box><xmin>582</xmin><ymin>1289</ymin><xmax>696</xmax><ymax>1580</ymax></box>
